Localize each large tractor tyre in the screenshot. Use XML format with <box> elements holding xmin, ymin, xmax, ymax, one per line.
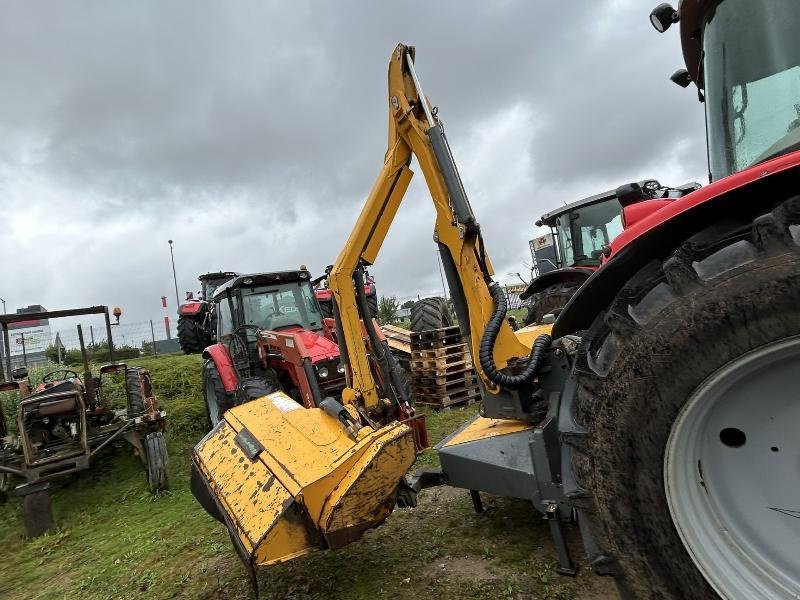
<box><xmin>144</xmin><ymin>431</ymin><xmax>169</xmax><ymax>493</ymax></box>
<box><xmin>203</xmin><ymin>361</ymin><xmax>232</xmax><ymax>429</ymax></box>
<box><xmin>125</xmin><ymin>367</ymin><xmax>147</xmax><ymax>416</ymax></box>
<box><xmin>410</xmin><ymin>297</ymin><xmax>453</xmax><ymax>333</ymax></box>
<box><xmin>523</xmin><ymin>282</ymin><xmax>582</xmax><ymax>326</ymax></box>
<box><xmin>571</xmin><ymin>199</ymin><xmax>800</xmax><ymax>600</ymax></box>
<box><xmin>237</xmin><ymin>376</ymin><xmax>280</xmax><ymax>403</ymax></box>
<box><xmin>177</xmin><ymin>314</ymin><xmax>212</xmax><ymax>354</ymax></box>
<box><xmin>385</xmin><ymin>349</ymin><xmax>412</xmax><ymax>403</ymax></box>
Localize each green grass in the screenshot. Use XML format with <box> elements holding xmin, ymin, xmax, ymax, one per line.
<box><xmin>0</xmin><ymin>354</ymin><xmax>614</xmax><ymax>600</ymax></box>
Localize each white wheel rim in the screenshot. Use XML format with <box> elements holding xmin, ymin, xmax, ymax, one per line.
<box><xmin>665</xmin><ymin>336</ymin><xmax>800</xmax><ymax>599</ymax></box>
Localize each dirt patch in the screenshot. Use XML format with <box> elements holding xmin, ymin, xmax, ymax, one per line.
<box><xmin>421</xmin><ymin>555</ymin><xmax>507</xmax><ymax>582</ymax></box>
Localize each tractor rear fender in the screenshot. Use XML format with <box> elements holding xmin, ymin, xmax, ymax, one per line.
<box><xmin>553</xmin><ymin>151</ymin><xmax>800</xmax><ymax>338</ymax></box>
<box><xmin>178</xmin><ymin>301</ymin><xmax>206</xmax><ymax>316</ymax></box>
<box><xmin>519</xmin><ymin>268</ymin><xmax>594</xmax><ymax>301</ymax></box>
<box><xmin>202</xmin><ymin>343</ymin><xmax>238</xmax><ymax>392</ymax></box>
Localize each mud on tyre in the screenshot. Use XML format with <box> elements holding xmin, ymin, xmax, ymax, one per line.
<box><xmin>523</xmin><ymin>281</ymin><xmax>581</xmax><ymax>326</ymax></box>
<box><xmin>570</xmin><ymin>198</ymin><xmax>800</xmax><ymax>599</ymax></box>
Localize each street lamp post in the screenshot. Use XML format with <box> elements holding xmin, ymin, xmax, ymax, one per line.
<box><xmin>0</xmin><ymin>297</ymin><xmax>6</xmax><ymax>314</ymax></box>
<box><xmin>168</xmin><ymin>240</ymin><xmax>180</xmax><ymax>309</ymax></box>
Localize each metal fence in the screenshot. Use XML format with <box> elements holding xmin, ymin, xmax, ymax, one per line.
<box><xmin>0</xmin><ymin>316</ymin><xmax>180</xmax><ymax>373</ymax></box>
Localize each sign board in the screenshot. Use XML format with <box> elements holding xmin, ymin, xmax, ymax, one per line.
<box><xmin>530</xmin><ymin>233</ymin><xmax>559</xmax><ymax>276</ymax></box>
<box><xmin>532</xmin><ymin>233</ymin><xmax>555</xmax><ymax>251</ymax></box>
<box><xmin>9</xmin><ymin>325</ymin><xmax>51</xmax><ymax>356</ymax></box>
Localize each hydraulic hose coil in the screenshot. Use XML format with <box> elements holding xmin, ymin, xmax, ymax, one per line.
<box><xmin>479</xmin><ymin>284</ymin><xmax>552</xmax><ymax>390</ymax></box>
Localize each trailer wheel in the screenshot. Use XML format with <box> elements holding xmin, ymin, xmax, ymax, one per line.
<box><xmin>21</xmin><ymin>486</ymin><xmax>54</xmax><ymax>537</ymax></box>
<box><xmin>177</xmin><ymin>314</ymin><xmax>212</xmax><ymax>354</ymax></box>
<box><xmin>203</xmin><ymin>361</ymin><xmax>231</xmax><ymax>428</ymax></box>
<box><xmin>144</xmin><ymin>431</ymin><xmax>169</xmax><ymax>493</ymax></box>
<box><xmin>523</xmin><ymin>282</ymin><xmax>581</xmax><ymax>326</ymax></box>
<box><xmin>571</xmin><ymin>198</ymin><xmax>800</xmax><ymax>599</ymax></box>
<box><xmin>410</xmin><ymin>297</ymin><xmax>453</xmax><ymax>332</ymax></box>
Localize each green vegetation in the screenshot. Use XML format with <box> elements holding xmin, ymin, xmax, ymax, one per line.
<box><xmin>377</xmin><ymin>295</ymin><xmax>400</xmax><ymax>324</ymax></box>
<box><xmin>0</xmin><ymin>354</ymin><xmax>614</xmax><ymax>599</ymax></box>
<box><xmin>44</xmin><ymin>340</ymin><xmax>142</xmax><ymax>366</ymax></box>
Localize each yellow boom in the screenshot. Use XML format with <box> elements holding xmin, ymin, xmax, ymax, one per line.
<box><xmin>191</xmin><ymin>44</ymin><xmax>552</xmax><ymax>583</ymax></box>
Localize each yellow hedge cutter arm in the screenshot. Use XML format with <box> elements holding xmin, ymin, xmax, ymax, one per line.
<box><xmin>191</xmin><ymin>44</ymin><xmax>557</xmax><ymax>590</ymax></box>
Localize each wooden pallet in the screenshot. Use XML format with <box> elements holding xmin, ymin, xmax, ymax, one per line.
<box><xmin>410</xmin><ymin>356</ymin><xmax>472</xmax><ymax>374</ymax></box>
<box><xmin>415</xmin><ymin>386</ymin><xmax>481</xmax><ymax>408</ymax></box>
<box><xmin>411</xmin><ymin>342</ymin><xmax>469</xmax><ymax>359</ymax></box>
<box><xmin>412</xmin><ymin>370</ymin><xmax>477</xmax><ymax>387</ymax></box>
<box><xmin>410</xmin><ymin>325</ymin><xmax>464</xmax><ymax>350</ymax></box>
<box><xmin>409</xmin><ymin>324</ymin><xmax>481</xmax><ymax>408</ymax></box>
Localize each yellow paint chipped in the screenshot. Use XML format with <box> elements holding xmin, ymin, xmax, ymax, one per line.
<box><xmin>193</xmin><ymin>392</ymin><xmax>416</xmax><ymax>566</ymax></box>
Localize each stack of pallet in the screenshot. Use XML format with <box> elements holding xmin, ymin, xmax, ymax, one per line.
<box><xmin>410</xmin><ymin>325</ymin><xmax>480</xmax><ymax>408</ymax></box>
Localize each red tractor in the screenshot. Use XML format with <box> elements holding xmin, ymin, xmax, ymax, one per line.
<box><xmin>520</xmin><ymin>180</ymin><xmax>699</xmax><ymax>325</ymax></box>
<box><xmin>177</xmin><ymin>271</ymin><xmax>238</xmax><ymax>354</ymax></box>
<box><xmin>314</xmin><ymin>266</ymin><xmax>378</xmax><ymax>320</ymax></box>
<box><xmin>201</xmin><ymin>268</ymin><xmax>405</xmax><ymax>426</ymax></box>
<box><xmin>547</xmin><ymin>2</ymin><xmax>800</xmax><ymax>596</ymax></box>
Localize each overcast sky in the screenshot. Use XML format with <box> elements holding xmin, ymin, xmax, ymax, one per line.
<box><xmin>0</xmin><ymin>1</ymin><xmax>708</xmax><ymax>324</ymax></box>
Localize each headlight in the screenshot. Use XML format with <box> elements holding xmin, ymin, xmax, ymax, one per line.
<box><xmin>318</xmin><ymin>366</ymin><xmax>329</xmax><ymax>378</ymax></box>
<box><xmin>337</xmin><ymin>363</ymin><xmax>345</xmax><ymax>374</ymax></box>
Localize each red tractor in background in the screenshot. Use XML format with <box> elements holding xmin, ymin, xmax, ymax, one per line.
<box><xmin>177</xmin><ymin>271</ymin><xmax>238</xmax><ymax>354</ymax></box>
<box><xmin>314</xmin><ymin>266</ymin><xmax>379</xmax><ymax>320</ymax></box>
<box><xmin>520</xmin><ymin>180</ymin><xmax>700</xmax><ymax>325</ymax></box>
<box><xmin>201</xmin><ymin>269</ymin><xmax>406</xmax><ymax>427</ymax></box>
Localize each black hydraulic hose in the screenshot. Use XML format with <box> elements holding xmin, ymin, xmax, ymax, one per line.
<box><xmin>354</xmin><ymin>268</ymin><xmax>398</xmax><ymax>403</ymax></box>
<box><xmin>479</xmin><ymin>284</ymin><xmax>552</xmax><ymax>390</ymax></box>
<box><xmin>330</xmin><ymin>296</ymin><xmax>350</xmax><ymax>370</ymax></box>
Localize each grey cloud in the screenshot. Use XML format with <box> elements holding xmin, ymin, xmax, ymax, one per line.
<box><xmin>0</xmin><ymin>1</ymin><xmax>710</xmax><ymax>321</ymax></box>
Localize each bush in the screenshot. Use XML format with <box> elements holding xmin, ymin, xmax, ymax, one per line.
<box><xmin>45</xmin><ymin>340</ymin><xmax>140</xmax><ymax>366</ymax></box>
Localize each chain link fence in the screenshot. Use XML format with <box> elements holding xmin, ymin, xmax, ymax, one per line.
<box><xmin>1</xmin><ymin>316</ymin><xmax>180</xmax><ymax>373</ymax></box>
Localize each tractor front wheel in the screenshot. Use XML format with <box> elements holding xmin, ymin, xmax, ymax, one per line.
<box><xmin>572</xmin><ymin>198</ymin><xmax>800</xmax><ymax>599</ymax></box>
<box><xmin>523</xmin><ymin>281</ymin><xmax>581</xmax><ymax>326</ymax></box>
<box><xmin>203</xmin><ymin>361</ymin><xmax>231</xmax><ymax>428</ymax></box>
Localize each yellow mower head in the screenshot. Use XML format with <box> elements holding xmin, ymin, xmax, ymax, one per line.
<box><xmin>191</xmin><ymin>391</ymin><xmax>416</xmax><ymax>578</ymax></box>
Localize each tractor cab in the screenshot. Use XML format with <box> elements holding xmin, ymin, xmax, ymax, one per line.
<box><xmin>654</xmin><ymin>0</ymin><xmax>800</xmax><ymax>180</ymax></box>
<box><xmin>522</xmin><ymin>180</ymin><xmax>698</xmax><ymax>325</ymax></box>
<box><xmin>203</xmin><ymin>269</ymin><xmax>348</xmax><ymax>415</ymax></box>
<box><xmin>212</xmin><ymin>270</ymin><xmax>325</xmax><ymax>344</ymax></box>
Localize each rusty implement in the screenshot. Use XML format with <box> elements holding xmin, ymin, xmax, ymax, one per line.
<box><xmin>191</xmin><ymin>391</ymin><xmax>416</xmax><ymax>577</ymax></box>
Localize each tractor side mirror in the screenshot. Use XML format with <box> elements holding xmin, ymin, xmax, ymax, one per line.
<box><xmin>670</xmin><ymin>69</ymin><xmax>692</xmax><ymax>88</ymax></box>
<box><xmin>0</xmin><ymin>381</ymin><xmax>19</xmax><ymax>393</ymax></box>
<box><xmin>11</xmin><ymin>366</ymin><xmax>28</xmax><ymax>380</ymax></box>
<box><xmin>616</xmin><ymin>182</ymin><xmax>646</xmax><ymax>207</ymax></box>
